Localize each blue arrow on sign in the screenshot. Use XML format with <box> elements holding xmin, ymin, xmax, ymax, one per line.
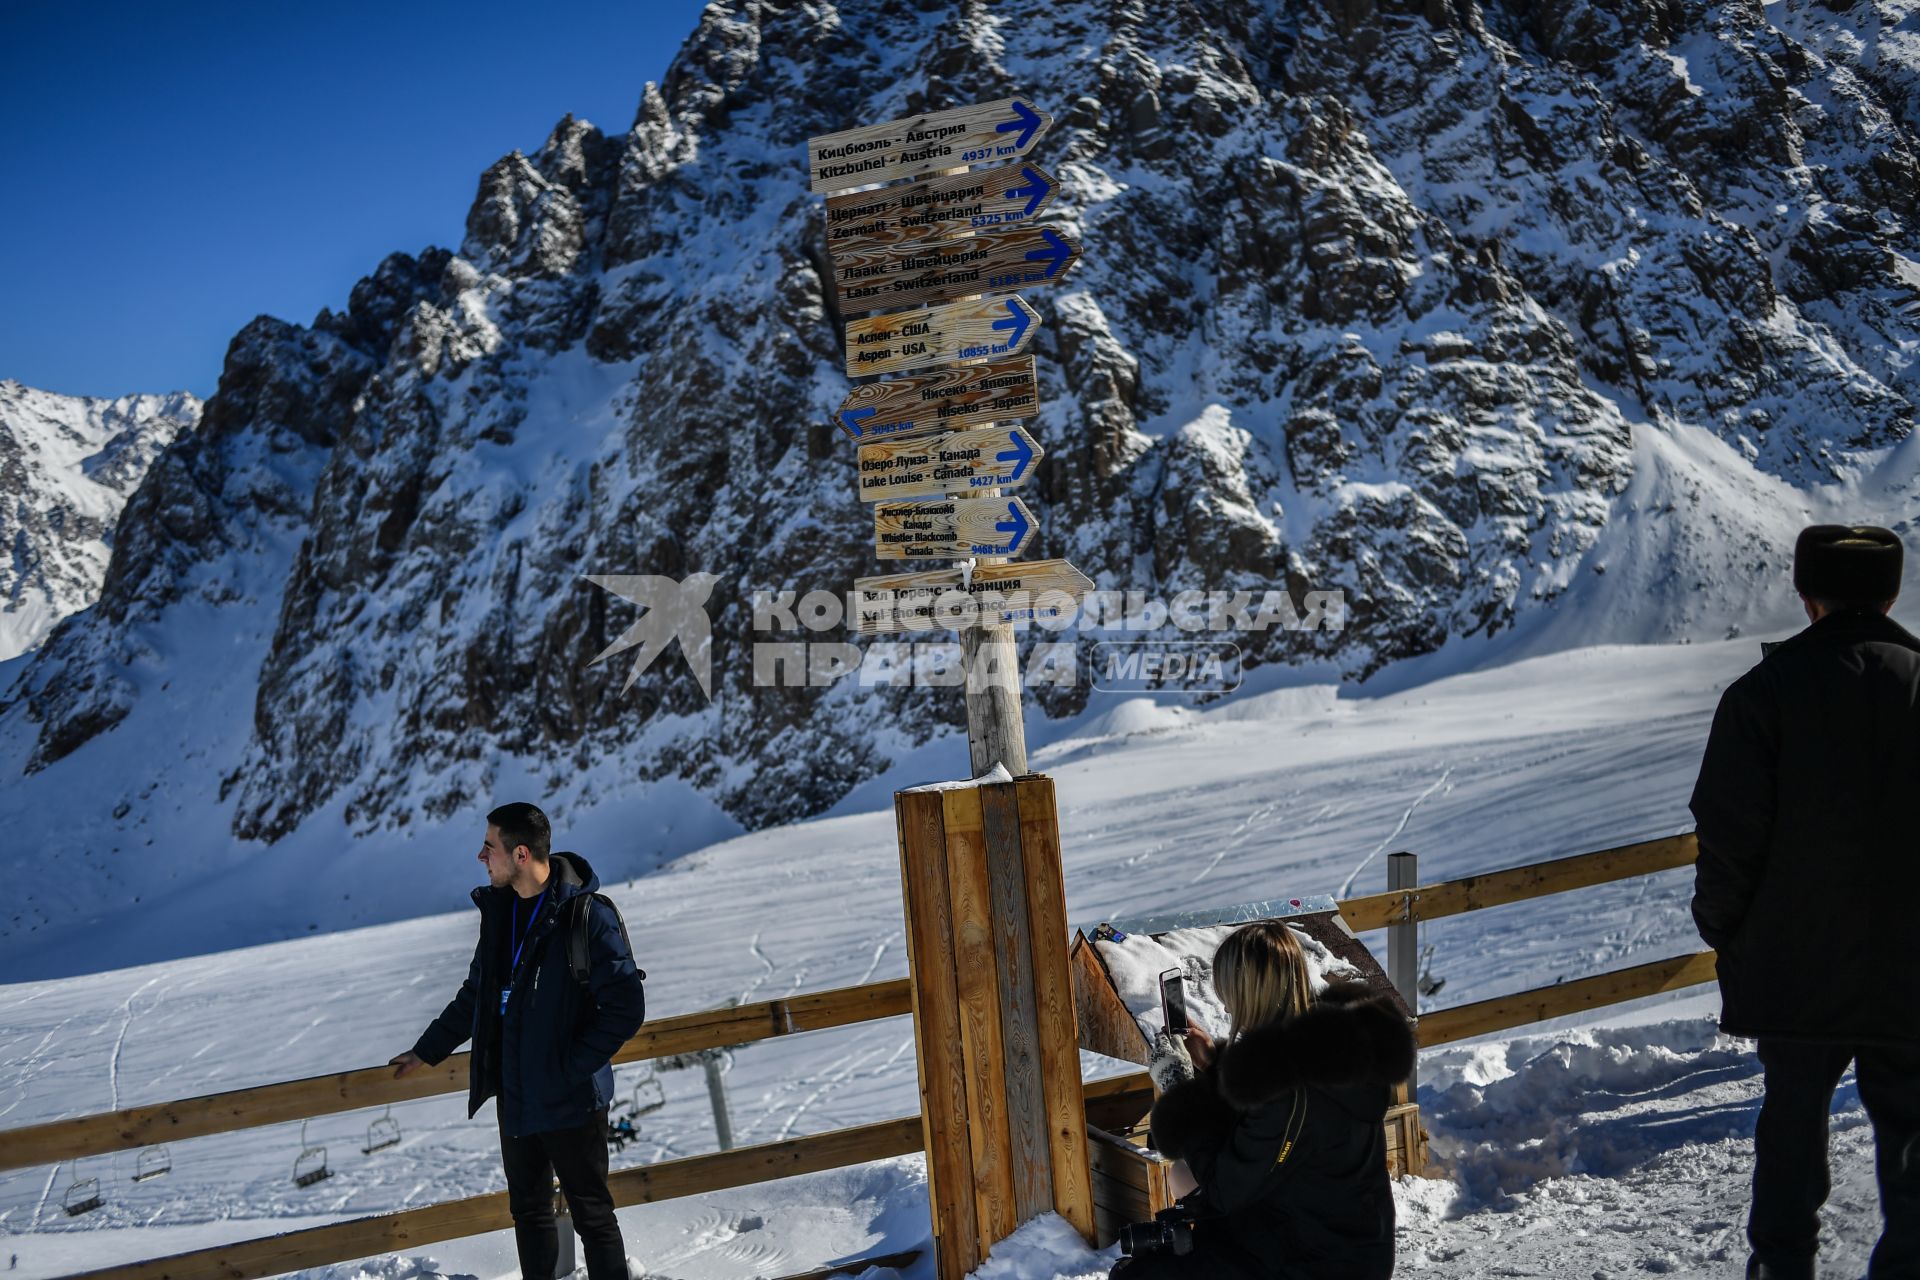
<box><xmin>996</xmin><ymin>100</ymin><xmax>1045</xmax><ymax>150</ymax></box>
<box><xmin>995</xmin><ymin>429</ymin><xmax>1036</xmax><ymax>484</ymax></box>
<box><xmin>1023</xmin><ymin>228</ymin><xmax>1074</xmax><ymax>279</ymax></box>
<box><xmin>991</xmin><ymin>298</ymin><xmax>1033</xmax><ymax>351</ymax></box>
<box><xmin>1004</xmin><ymin>166</ymin><xmax>1053</xmax><ymax>218</ymax></box>
<box><xmin>838</xmin><ymin>407</ymin><xmax>876</xmax><ymax>438</ymax></box>
<box><xmin>994</xmin><ymin>500</ymin><xmax>1031</xmax><ymax>554</ymax></box>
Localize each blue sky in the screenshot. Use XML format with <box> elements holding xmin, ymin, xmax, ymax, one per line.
<box><xmin>0</xmin><ymin>1</ymin><xmax>710</xmax><ymax>400</ymax></box>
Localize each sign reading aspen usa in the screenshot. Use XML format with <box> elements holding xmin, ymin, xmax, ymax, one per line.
<box><xmin>834</xmin><ymin>355</ymin><xmax>1039</xmax><ymax>441</ymax></box>
<box><xmin>841</xmin><ymin>295</ymin><xmax>1039</xmax><ymax>379</ymax></box>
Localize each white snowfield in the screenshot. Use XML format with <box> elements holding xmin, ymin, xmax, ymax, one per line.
<box><xmin>0</xmin><ymin>634</ymin><xmax>1894</xmax><ymax>1278</ymax></box>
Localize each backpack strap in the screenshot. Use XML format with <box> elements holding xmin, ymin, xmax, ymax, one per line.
<box><xmin>569</xmin><ymin>893</ymin><xmax>645</xmax><ymax>985</ymax></box>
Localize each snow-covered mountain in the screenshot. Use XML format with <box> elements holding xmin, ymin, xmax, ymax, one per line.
<box><xmin>0</xmin><ymin>381</ymin><xmax>199</xmax><ymax>662</ymax></box>
<box><xmin>3</xmin><ymin>0</ymin><xmax>1919</xmax><ymax>969</ymax></box>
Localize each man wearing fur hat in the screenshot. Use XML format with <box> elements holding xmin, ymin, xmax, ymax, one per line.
<box><xmin>1691</xmin><ymin>525</ymin><xmax>1920</xmax><ymax>1280</ymax></box>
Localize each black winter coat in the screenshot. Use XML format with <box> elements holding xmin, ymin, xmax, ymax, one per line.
<box><xmin>1148</xmin><ymin>981</ymin><xmax>1416</xmax><ymax>1280</ymax></box>
<box><xmin>1689</xmin><ymin>607</ymin><xmax>1920</xmax><ymax>1048</ymax></box>
<box><xmin>413</xmin><ymin>852</ymin><xmax>647</xmax><ymax>1136</ymax></box>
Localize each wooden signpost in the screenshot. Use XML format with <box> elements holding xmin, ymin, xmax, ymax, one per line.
<box><xmin>834</xmin><ymin>356</ymin><xmax>1039</xmax><ymax>442</ymax></box>
<box><xmin>810</xmin><ymin>95</ymin><xmax>1095</xmax><ymax>1276</ymax></box>
<box><xmin>842</xmin><ymin>295</ymin><xmax>1040</xmax><ymax>378</ymax></box>
<box><xmin>808</xmin><ymin>98</ymin><xmax>1053</xmax><ymax>194</ymax></box>
<box><xmin>833</xmin><ymin>226</ymin><xmax>1082</xmax><ymax>313</ymax></box>
<box><xmin>856</xmin><ymin>424</ymin><xmax>1044</xmax><ymax>500</ymax></box>
<box><xmin>826</xmin><ymin>162</ymin><xmax>1059</xmax><ymax>253</ymax></box>
<box><xmin>873</xmin><ymin>496</ymin><xmax>1038</xmax><ymax>560</ymax></box>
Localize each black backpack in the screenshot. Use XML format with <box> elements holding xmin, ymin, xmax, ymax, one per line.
<box><xmin>566</xmin><ymin>892</ymin><xmax>646</xmax><ymax>985</ymax></box>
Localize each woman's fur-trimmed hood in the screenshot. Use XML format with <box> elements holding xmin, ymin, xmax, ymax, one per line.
<box><xmin>1215</xmin><ymin>980</ymin><xmax>1416</xmax><ymax>1109</ymax></box>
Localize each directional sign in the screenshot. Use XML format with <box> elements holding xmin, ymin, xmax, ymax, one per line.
<box><xmin>857</xmin><ymin>425</ymin><xmax>1044</xmax><ymax>501</ymax></box>
<box><xmin>874</xmin><ymin>496</ymin><xmax>1038</xmax><ymax>560</ymax></box>
<box><xmin>852</xmin><ymin>559</ymin><xmax>1095</xmax><ymax>634</ymax></box>
<box><xmin>835</xmin><ymin>355</ymin><xmax>1038</xmax><ymax>442</ymax></box>
<box><xmin>843</xmin><ymin>295</ymin><xmax>1039</xmax><ymax>378</ymax></box>
<box><xmin>825</xmin><ymin>162</ymin><xmax>1060</xmax><ymax>257</ymax></box>
<box><xmin>834</xmin><ymin>226</ymin><xmax>1082</xmax><ymax>314</ymax></box>
<box><xmin>808</xmin><ymin>97</ymin><xmax>1053</xmax><ymax>194</ymax></box>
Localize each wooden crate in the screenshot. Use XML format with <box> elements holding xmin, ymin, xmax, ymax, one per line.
<box><xmin>1087</xmin><ymin>1125</ymin><xmax>1177</xmax><ymax>1246</ymax></box>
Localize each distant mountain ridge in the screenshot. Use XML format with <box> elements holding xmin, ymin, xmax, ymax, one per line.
<box><xmin>3</xmin><ymin>0</ymin><xmax>1918</xmax><ymax>956</ymax></box>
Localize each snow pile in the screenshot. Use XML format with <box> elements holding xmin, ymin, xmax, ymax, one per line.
<box><xmin>1093</xmin><ymin>922</ymin><xmax>1364</xmax><ymax>1042</ymax></box>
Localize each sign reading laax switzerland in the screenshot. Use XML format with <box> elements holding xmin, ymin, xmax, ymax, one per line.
<box><xmin>825</xmin><ymin>162</ymin><xmax>1058</xmax><ymax>256</ymax></box>
<box><xmin>835</xmin><ymin>355</ymin><xmax>1038</xmax><ymax>441</ymax></box>
<box><xmin>834</xmin><ymin>226</ymin><xmax>1081</xmax><ymax>314</ymax></box>
<box><xmin>852</xmin><ymin>559</ymin><xmax>1094</xmax><ymax>635</ymax></box>
<box><xmin>842</xmin><ymin>295</ymin><xmax>1039</xmax><ymax>378</ymax></box>
<box><xmin>857</xmin><ymin>424</ymin><xmax>1043</xmax><ymax>501</ymax></box>
<box><xmin>808</xmin><ymin>98</ymin><xmax>1052</xmax><ymax>194</ymax></box>
<box><xmin>874</xmin><ymin>496</ymin><xmax>1038</xmax><ymax>560</ymax></box>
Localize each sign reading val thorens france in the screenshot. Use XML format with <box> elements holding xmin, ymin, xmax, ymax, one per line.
<box><xmin>807</xmin><ymin>98</ymin><xmax>1053</xmax><ymax>194</ymax></box>
<box><xmin>851</xmin><ymin>559</ymin><xmax>1096</xmax><ymax>635</ymax></box>
<box><xmin>833</xmin><ymin>355</ymin><xmax>1039</xmax><ymax>441</ymax></box>
<box><xmin>856</xmin><ymin>424</ymin><xmax>1044</xmax><ymax>502</ymax></box>
<box><xmin>824</xmin><ymin>162</ymin><xmax>1059</xmax><ymax>254</ymax></box>
<box><xmin>840</xmin><ymin>295</ymin><xmax>1040</xmax><ymax>378</ymax></box>
<box><xmin>872</xmin><ymin>496</ymin><xmax>1039</xmax><ymax>560</ymax></box>
<box><xmin>831</xmin><ymin>225</ymin><xmax>1082</xmax><ymax>314</ymax></box>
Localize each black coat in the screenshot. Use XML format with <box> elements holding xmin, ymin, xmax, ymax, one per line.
<box><xmin>1689</xmin><ymin>607</ymin><xmax>1920</xmax><ymax>1047</ymax></box>
<box><xmin>1149</xmin><ymin>981</ymin><xmax>1416</xmax><ymax>1280</ymax></box>
<box><xmin>413</xmin><ymin>852</ymin><xmax>647</xmax><ymax>1136</ymax></box>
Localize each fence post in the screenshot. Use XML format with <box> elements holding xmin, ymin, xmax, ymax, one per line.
<box><xmin>1387</xmin><ymin>852</ymin><xmax>1419</xmax><ymax>1096</ymax></box>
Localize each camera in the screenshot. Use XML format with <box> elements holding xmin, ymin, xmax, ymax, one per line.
<box><xmin>1117</xmin><ymin>1205</ymin><xmax>1200</xmax><ymax>1258</ymax></box>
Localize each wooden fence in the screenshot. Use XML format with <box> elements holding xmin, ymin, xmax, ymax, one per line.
<box><xmin>9</xmin><ymin>830</ymin><xmax>1711</xmax><ymax>1280</ymax></box>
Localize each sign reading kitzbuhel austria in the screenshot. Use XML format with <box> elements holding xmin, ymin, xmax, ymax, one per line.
<box><xmin>811</xmin><ymin>94</ymin><xmax>1092</xmax><ymax>633</ymax></box>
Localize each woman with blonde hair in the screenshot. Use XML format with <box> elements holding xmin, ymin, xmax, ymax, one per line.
<box><xmin>1113</xmin><ymin>921</ymin><xmax>1415</xmax><ymax>1279</ymax></box>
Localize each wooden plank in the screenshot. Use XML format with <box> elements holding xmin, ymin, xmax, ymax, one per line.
<box><xmin>981</xmin><ymin>780</ymin><xmax>1052</xmax><ymax>1224</ymax></box>
<box><xmin>1337</xmin><ymin>833</ymin><xmax>1699</xmax><ymax>933</ymax></box>
<box><xmin>874</xmin><ymin>496</ymin><xmax>1037</xmax><ymax>560</ymax></box>
<box><xmin>72</xmin><ymin>1117</ymin><xmax>924</xmax><ymax>1280</ymax></box>
<box><xmin>1017</xmin><ymin>776</ymin><xmax>1097</xmax><ymax>1244</ymax></box>
<box><xmin>771</xmin><ymin>1250</ymin><xmax>925</xmax><ymax>1280</ymax></box>
<box><xmin>943</xmin><ymin>786</ymin><xmax>1017</xmax><ymax>1247</ymax></box>
<box><xmin>826</xmin><ymin>162</ymin><xmax>1060</xmax><ymax>255</ymax></box>
<box><xmin>842</xmin><ymin>294</ymin><xmax>1039</xmax><ymax>378</ymax></box>
<box><xmin>895</xmin><ymin>789</ymin><xmax>980</xmax><ymax>1280</ymax></box>
<box><xmin>835</xmin><ymin>356</ymin><xmax>1040</xmax><ymax>443</ymax></box>
<box><xmin>855</xmin><ymin>424</ymin><xmax>1043</xmax><ymax>501</ymax></box>
<box><xmin>808</xmin><ymin>97</ymin><xmax>1052</xmax><ymax>193</ymax></box>
<box><xmin>0</xmin><ymin>978</ymin><xmax>913</xmax><ymax>1175</ymax></box>
<box><xmin>834</xmin><ymin>226</ymin><xmax>1081</xmax><ymax>313</ymax></box>
<box><xmin>1416</xmin><ymin>951</ymin><xmax>1719</xmax><ymax>1048</ymax></box>
<box><xmin>1071</xmin><ymin>933</ymin><xmax>1152</xmax><ymax>1065</ymax></box>
<box><xmin>852</xmin><ymin>559</ymin><xmax>1092</xmax><ymax>636</ymax></box>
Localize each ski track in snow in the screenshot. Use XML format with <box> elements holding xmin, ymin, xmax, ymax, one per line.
<box><xmin>108</xmin><ymin>977</ymin><xmax>159</xmax><ymax>1113</ymax></box>
<box><xmin>1339</xmin><ymin>767</ymin><xmax>1452</xmax><ymax>899</ymax></box>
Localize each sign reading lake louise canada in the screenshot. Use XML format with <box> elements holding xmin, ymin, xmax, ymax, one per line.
<box><xmin>833</xmin><ymin>226</ymin><xmax>1082</xmax><ymax>314</ymax></box>
<box><xmin>851</xmin><ymin>559</ymin><xmax>1095</xmax><ymax>635</ymax></box>
<box><xmin>808</xmin><ymin>98</ymin><xmax>1053</xmax><ymax>194</ymax></box>
<box><xmin>825</xmin><ymin>162</ymin><xmax>1059</xmax><ymax>255</ymax></box>
<box><xmin>834</xmin><ymin>355</ymin><xmax>1039</xmax><ymax>442</ymax></box>
<box><xmin>873</xmin><ymin>496</ymin><xmax>1039</xmax><ymax>560</ymax></box>
<box><xmin>841</xmin><ymin>295</ymin><xmax>1039</xmax><ymax>378</ymax></box>
<box><xmin>856</xmin><ymin>424</ymin><xmax>1044</xmax><ymax>501</ymax></box>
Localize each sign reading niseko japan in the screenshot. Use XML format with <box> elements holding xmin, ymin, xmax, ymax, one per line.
<box><xmin>832</xmin><ymin>225</ymin><xmax>1082</xmax><ymax>313</ymax></box>
<box><xmin>834</xmin><ymin>356</ymin><xmax>1039</xmax><ymax>441</ymax></box>
<box><xmin>807</xmin><ymin>98</ymin><xmax>1052</xmax><ymax>194</ymax></box>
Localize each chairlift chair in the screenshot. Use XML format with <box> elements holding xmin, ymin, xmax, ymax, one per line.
<box><xmin>362</xmin><ymin>1104</ymin><xmax>401</xmax><ymax>1155</ymax></box>
<box><xmin>132</xmin><ymin>1144</ymin><xmax>172</xmax><ymax>1182</ymax></box>
<box><xmin>291</xmin><ymin>1119</ymin><xmax>332</xmax><ymax>1188</ymax></box>
<box><xmin>61</xmin><ymin>1168</ymin><xmax>103</xmax><ymax>1216</ymax></box>
<box><xmin>631</xmin><ymin>1069</ymin><xmax>666</xmax><ymax>1117</ymax></box>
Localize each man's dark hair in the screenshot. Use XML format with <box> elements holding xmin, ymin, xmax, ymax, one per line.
<box><xmin>488</xmin><ymin>802</ymin><xmax>551</xmax><ymax>861</ymax></box>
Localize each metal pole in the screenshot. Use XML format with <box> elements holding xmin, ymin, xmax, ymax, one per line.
<box><xmin>1387</xmin><ymin>851</ymin><xmax>1418</xmax><ymax>1095</ymax></box>
<box><xmin>702</xmin><ymin>1051</ymin><xmax>735</xmax><ymax>1151</ymax></box>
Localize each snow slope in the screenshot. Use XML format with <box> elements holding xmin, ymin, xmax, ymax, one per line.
<box><xmin>0</xmin><ymin>632</ymin><xmax>1896</xmax><ymax>1276</ymax></box>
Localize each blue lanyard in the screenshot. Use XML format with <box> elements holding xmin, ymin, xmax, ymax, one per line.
<box><xmin>510</xmin><ymin>889</ymin><xmax>547</xmax><ymax>977</ymax></box>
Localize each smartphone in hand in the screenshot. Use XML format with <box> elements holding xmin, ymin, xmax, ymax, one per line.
<box><xmin>1159</xmin><ymin>967</ymin><xmax>1188</xmax><ymax>1036</ymax></box>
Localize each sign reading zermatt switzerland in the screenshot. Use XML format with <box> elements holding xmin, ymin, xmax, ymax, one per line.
<box><xmin>832</xmin><ymin>225</ymin><xmax>1082</xmax><ymax>314</ymax></box>
<box><xmin>841</xmin><ymin>295</ymin><xmax>1039</xmax><ymax>379</ymax></box>
<box><xmin>856</xmin><ymin>424</ymin><xmax>1043</xmax><ymax>502</ymax></box>
<box><xmin>825</xmin><ymin>162</ymin><xmax>1059</xmax><ymax>254</ymax></box>
<box><xmin>834</xmin><ymin>356</ymin><xmax>1038</xmax><ymax>442</ymax></box>
<box><xmin>807</xmin><ymin>98</ymin><xmax>1052</xmax><ymax>194</ymax></box>
<box><xmin>873</xmin><ymin>496</ymin><xmax>1038</xmax><ymax>560</ymax></box>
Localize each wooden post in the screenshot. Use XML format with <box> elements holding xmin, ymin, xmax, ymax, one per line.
<box><xmin>896</xmin><ymin>773</ymin><xmax>1092</xmax><ymax>1277</ymax></box>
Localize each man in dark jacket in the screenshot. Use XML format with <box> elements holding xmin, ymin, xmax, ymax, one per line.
<box><xmin>1128</xmin><ymin>980</ymin><xmax>1415</xmax><ymax>1280</ymax></box>
<box><xmin>390</xmin><ymin>803</ymin><xmax>646</xmax><ymax>1280</ymax></box>
<box><xmin>1690</xmin><ymin>525</ymin><xmax>1920</xmax><ymax>1280</ymax></box>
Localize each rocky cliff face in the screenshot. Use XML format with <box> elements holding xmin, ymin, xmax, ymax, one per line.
<box><xmin>0</xmin><ymin>382</ymin><xmax>200</xmax><ymax>663</ymax></box>
<box><xmin>5</xmin><ymin>0</ymin><xmax>1917</xmax><ymax>857</ymax></box>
